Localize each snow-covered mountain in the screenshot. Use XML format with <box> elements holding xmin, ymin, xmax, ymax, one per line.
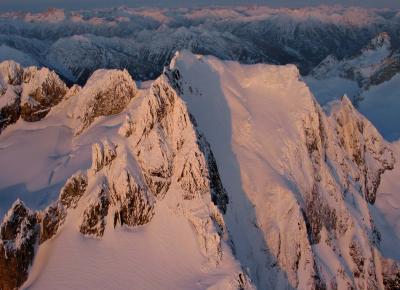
<box><xmin>0</xmin><ymin>6</ymin><xmax>399</xmax><ymax>84</ymax></box>
<box><xmin>0</xmin><ymin>51</ymin><xmax>399</xmax><ymax>290</ymax></box>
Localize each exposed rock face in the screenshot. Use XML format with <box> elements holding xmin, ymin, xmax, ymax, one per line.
<box><xmin>292</xmin><ymin>95</ymin><xmax>395</xmax><ymax>289</ymax></box>
<box><xmin>0</xmin><ymin>61</ymin><xmax>23</xmax><ymax>132</ymax></box>
<box><xmin>382</xmin><ymin>261</ymin><xmax>400</xmax><ymax>290</ymax></box>
<box><xmin>0</xmin><ymin>200</ymin><xmax>39</xmax><ymax>290</ymax></box>
<box><xmin>120</xmin><ymin>71</ymin><xmax>228</xmax><ymax>212</ymax></box>
<box><xmin>59</xmin><ymin>172</ymin><xmax>88</xmax><ymax>209</ymax></box>
<box><xmin>80</xmin><ymin>183</ymin><xmax>110</xmax><ymax>237</ymax></box>
<box><xmin>74</xmin><ymin>69</ymin><xmax>137</xmax><ymax>134</ymax></box>
<box><xmin>0</xmin><ymin>89</ymin><xmax>20</xmax><ymax>132</ymax></box>
<box><xmin>81</xmin><ymin>139</ymin><xmax>155</xmax><ymax>236</ymax></box>
<box><xmin>91</xmin><ymin>141</ymin><xmax>117</xmax><ymax>172</ymax></box>
<box><xmin>297</xmin><ymin>96</ymin><xmax>395</xmax><ymax>289</ymax></box>
<box><xmin>40</xmin><ymin>172</ymin><xmax>88</xmax><ymax>243</ymax></box>
<box><xmin>0</xmin><ymin>60</ymin><xmax>68</xmax><ymax>132</ymax></box>
<box><xmin>110</xmin><ymin>170</ymin><xmax>154</xmax><ymax>228</ymax></box>
<box><xmin>20</xmin><ymin>66</ymin><xmax>67</xmax><ymax>121</ymax></box>
<box><xmin>0</xmin><ymin>61</ymin><xmax>24</xmax><ymax>87</ymax></box>
<box><xmin>39</xmin><ymin>203</ymin><xmax>65</xmax><ymax>244</ymax></box>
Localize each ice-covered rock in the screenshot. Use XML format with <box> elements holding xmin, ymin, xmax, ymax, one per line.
<box><xmin>40</xmin><ymin>172</ymin><xmax>88</xmax><ymax>243</ymax></box>
<box><xmin>74</xmin><ymin>69</ymin><xmax>137</xmax><ymax>134</ymax></box>
<box><xmin>20</xmin><ymin>66</ymin><xmax>67</xmax><ymax>121</ymax></box>
<box><xmin>0</xmin><ymin>60</ymin><xmax>68</xmax><ymax>132</ymax></box>
<box><xmin>0</xmin><ymin>60</ymin><xmax>24</xmax><ymax>88</ymax></box>
<box><xmin>0</xmin><ymin>200</ymin><xmax>39</xmax><ymax>290</ymax></box>
<box><xmin>0</xmin><ymin>61</ymin><xmax>23</xmax><ymax>131</ymax></box>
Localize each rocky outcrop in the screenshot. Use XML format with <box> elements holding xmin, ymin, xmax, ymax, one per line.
<box><xmin>91</xmin><ymin>141</ymin><xmax>117</xmax><ymax>172</ymax></box>
<box><xmin>0</xmin><ymin>88</ymin><xmax>20</xmax><ymax>132</ymax></box>
<box><xmin>39</xmin><ymin>172</ymin><xmax>88</xmax><ymax>243</ymax></box>
<box><xmin>382</xmin><ymin>260</ymin><xmax>400</xmax><ymax>290</ymax></box>
<box><xmin>0</xmin><ymin>60</ymin><xmax>68</xmax><ymax>132</ymax></box>
<box><xmin>0</xmin><ymin>200</ymin><xmax>39</xmax><ymax>290</ymax></box>
<box><xmin>80</xmin><ymin>183</ymin><xmax>110</xmax><ymax>237</ymax></box>
<box><xmin>74</xmin><ymin>69</ymin><xmax>137</xmax><ymax>134</ymax></box>
<box><xmin>0</xmin><ymin>61</ymin><xmax>24</xmax><ymax>132</ymax></box>
<box><xmin>20</xmin><ymin>66</ymin><xmax>67</xmax><ymax>121</ymax></box>
<box><xmin>368</xmin><ymin>51</ymin><xmax>400</xmax><ymax>89</ymax></box>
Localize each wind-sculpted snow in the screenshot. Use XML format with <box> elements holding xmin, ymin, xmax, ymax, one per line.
<box><xmin>170</xmin><ymin>51</ymin><xmax>398</xmax><ymax>290</ymax></box>
<box><xmin>0</xmin><ymin>6</ymin><xmax>399</xmax><ymax>84</ymax></box>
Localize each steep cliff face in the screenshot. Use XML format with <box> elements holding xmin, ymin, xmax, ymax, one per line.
<box><xmin>169</xmin><ymin>51</ymin><xmax>397</xmax><ymax>290</ymax></box>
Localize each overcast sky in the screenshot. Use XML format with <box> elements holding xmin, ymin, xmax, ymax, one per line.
<box><xmin>0</xmin><ymin>0</ymin><xmax>399</xmax><ymax>12</ymax></box>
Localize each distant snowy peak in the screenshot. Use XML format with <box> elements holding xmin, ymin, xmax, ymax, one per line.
<box><xmin>365</xmin><ymin>32</ymin><xmax>391</xmax><ymax>52</ymax></box>
<box><xmin>311</xmin><ymin>32</ymin><xmax>397</xmax><ymax>89</ymax></box>
<box><xmin>24</xmin><ymin>8</ymin><xmax>66</xmax><ymax>23</ymax></box>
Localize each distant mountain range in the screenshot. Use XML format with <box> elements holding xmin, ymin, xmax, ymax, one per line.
<box><xmin>0</xmin><ymin>6</ymin><xmax>399</xmax><ymax>84</ymax></box>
